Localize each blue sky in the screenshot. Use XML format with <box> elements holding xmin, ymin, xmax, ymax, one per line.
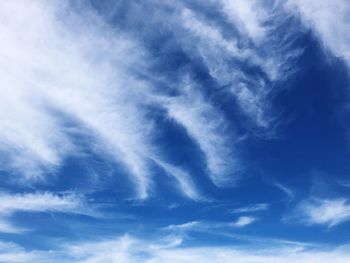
<box><xmin>1</xmin><ymin>0</ymin><xmax>350</xmax><ymax>262</ymax></box>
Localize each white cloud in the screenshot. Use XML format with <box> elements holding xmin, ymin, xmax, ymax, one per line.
<box><xmin>0</xmin><ymin>241</ymin><xmax>64</xmax><ymax>263</ymax></box>
<box><xmin>272</xmin><ymin>182</ymin><xmax>294</xmax><ymax>201</ymax></box>
<box><xmin>0</xmin><ymin>1</ymin><xmax>75</xmax><ymax>180</ymax></box>
<box><xmin>0</xmin><ymin>192</ymin><xmax>89</xmax><ymax>216</ymax></box>
<box><xmin>0</xmin><ymin>0</ymin><xmax>251</xmax><ymax>199</ymax></box>
<box><xmin>232</xmin><ymin>216</ymin><xmax>257</xmax><ymax>227</ymax></box>
<box><xmin>156</xmin><ymin>161</ymin><xmax>202</xmax><ymax>201</ymax></box>
<box><xmin>0</xmin><ymin>191</ymin><xmax>92</xmax><ymax>233</ymax></box>
<box><xmin>231</xmin><ymin>83</ymin><xmax>270</xmax><ymax>128</ymax></box>
<box><xmin>177</xmin><ymin>3</ymin><xmax>300</xmax><ymax>129</ymax></box>
<box><xmin>166</xmin><ymin>217</ymin><xmax>256</xmax><ymax>234</ymax></box>
<box><xmin>1</xmin><ymin>235</ymin><xmax>350</xmax><ymax>263</ymax></box>
<box><xmin>166</xmin><ymin>221</ymin><xmax>201</xmax><ymax>232</ymax></box>
<box><xmin>160</xmin><ymin>79</ymin><xmax>239</xmax><ymax>187</ymax></box>
<box><xmin>231</xmin><ymin>203</ymin><xmax>269</xmax><ymax>213</ymax></box>
<box><xmin>0</xmin><ymin>0</ymin><xmax>302</xmax><ymax>199</ymax></box>
<box><xmin>0</xmin><ymin>1</ymin><xmax>148</xmax><ymax>192</ymax></box>
<box><xmin>218</xmin><ymin>0</ymin><xmax>267</xmax><ymax>42</ymax></box>
<box><xmin>292</xmin><ymin>198</ymin><xmax>350</xmax><ymax>227</ymax></box>
<box><xmin>147</xmin><ymin>1</ymin><xmax>300</xmax><ymax>189</ymax></box>
<box><xmin>287</xmin><ymin>0</ymin><xmax>350</xmax><ymax>66</ymax></box>
<box><xmin>0</xmin><ymin>219</ymin><xmax>27</xmax><ymax>234</ymax></box>
<box><xmin>140</xmin><ymin>246</ymin><xmax>350</xmax><ymax>263</ymax></box>
<box><xmin>0</xmin><ymin>0</ymin><xmax>204</xmax><ymax>199</ymax></box>
<box><xmin>67</xmin><ymin>236</ymin><xmax>138</xmax><ymax>263</ymax></box>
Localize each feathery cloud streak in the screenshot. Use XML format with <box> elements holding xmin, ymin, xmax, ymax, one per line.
<box><xmin>287</xmin><ymin>0</ymin><xmax>350</xmax><ymax>66</ymax></box>
<box><xmin>0</xmin><ymin>191</ymin><xmax>92</xmax><ymax>233</ymax></box>
<box><xmin>291</xmin><ymin>198</ymin><xmax>350</xmax><ymax>227</ymax></box>
<box><xmin>0</xmin><ymin>0</ymin><xmax>300</xmax><ymax>200</ymax></box>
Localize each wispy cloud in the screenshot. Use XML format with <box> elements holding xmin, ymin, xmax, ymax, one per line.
<box><xmin>287</xmin><ymin>0</ymin><xmax>350</xmax><ymax>65</ymax></box>
<box><xmin>231</xmin><ymin>203</ymin><xmax>269</xmax><ymax>213</ymax></box>
<box><xmin>0</xmin><ymin>241</ymin><xmax>55</xmax><ymax>263</ymax></box>
<box><xmin>218</xmin><ymin>0</ymin><xmax>267</xmax><ymax>42</ymax></box>
<box><xmin>160</xmin><ymin>79</ymin><xmax>239</xmax><ymax>187</ymax></box>
<box><xmin>0</xmin><ymin>0</ymin><xmax>205</xmax><ymax>199</ymax></box>
<box><xmin>166</xmin><ymin>221</ymin><xmax>202</xmax><ymax>234</ymax></box>
<box><xmin>166</xmin><ymin>216</ymin><xmax>256</xmax><ymax>235</ymax></box>
<box><xmin>157</xmin><ymin>161</ymin><xmax>202</xmax><ymax>201</ymax></box>
<box><xmin>0</xmin><ymin>191</ymin><xmax>92</xmax><ymax>233</ymax></box>
<box><xmin>0</xmin><ymin>1</ymin><xmax>154</xmax><ymax>197</ymax></box>
<box><xmin>232</xmin><ymin>216</ymin><xmax>257</xmax><ymax>227</ymax></box>
<box><xmin>1</xmin><ymin>1</ymin><xmax>350</xmax><ymax>262</ymax></box>
<box><xmin>178</xmin><ymin>6</ymin><xmax>271</xmax><ymax>128</ymax></box>
<box><xmin>273</xmin><ymin>182</ymin><xmax>295</xmax><ymax>201</ymax></box>
<box><xmin>177</xmin><ymin>1</ymin><xmax>301</xmax><ymax>129</ymax></box>
<box><xmin>0</xmin><ymin>0</ymin><xmax>303</xmax><ymax>200</ymax></box>
<box><xmin>0</xmin><ymin>219</ymin><xmax>27</xmax><ymax>234</ymax></box>
<box><xmin>290</xmin><ymin>198</ymin><xmax>350</xmax><ymax>227</ymax></box>
<box><xmin>0</xmin><ymin>235</ymin><xmax>349</xmax><ymax>263</ymax></box>
<box><xmin>0</xmin><ymin>192</ymin><xmax>90</xmax><ymax>216</ymax></box>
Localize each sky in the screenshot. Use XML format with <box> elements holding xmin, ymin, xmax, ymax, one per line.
<box><xmin>1</xmin><ymin>0</ymin><xmax>350</xmax><ymax>262</ymax></box>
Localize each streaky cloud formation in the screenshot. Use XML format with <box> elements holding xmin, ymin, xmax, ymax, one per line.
<box><xmin>287</xmin><ymin>0</ymin><xmax>350</xmax><ymax>66</ymax></box>
<box><xmin>159</xmin><ymin>78</ymin><xmax>238</xmax><ymax>186</ymax></box>
<box><xmin>177</xmin><ymin>1</ymin><xmax>298</xmax><ymax>128</ymax></box>
<box><xmin>292</xmin><ymin>198</ymin><xmax>350</xmax><ymax>227</ymax></box>
<box><xmin>0</xmin><ymin>192</ymin><xmax>89</xmax><ymax>216</ymax></box>
<box><xmin>218</xmin><ymin>0</ymin><xmax>267</xmax><ymax>42</ymax></box>
<box><xmin>231</xmin><ymin>203</ymin><xmax>269</xmax><ymax>213</ymax></box>
<box><xmin>0</xmin><ymin>191</ymin><xmax>92</xmax><ymax>233</ymax></box>
<box><xmin>0</xmin><ymin>219</ymin><xmax>26</xmax><ymax>234</ymax></box>
<box><xmin>156</xmin><ymin>160</ymin><xmax>202</xmax><ymax>200</ymax></box>
<box><xmin>0</xmin><ymin>235</ymin><xmax>350</xmax><ymax>263</ymax></box>
<box><xmin>166</xmin><ymin>217</ymin><xmax>256</xmax><ymax>235</ymax></box>
<box><xmin>1</xmin><ymin>0</ymin><xmax>350</xmax><ymax>262</ymax></box>
<box><xmin>0</xmin><ymin>0</ymin><xmax>300</xmax><ymax>198</ymax></box>
<box><xmin>0</xmin><ymin>0</ymin><xmax>291</xmax><ymax>198</ymax></box>
<box><xmin>232</xmin><ymin>216</ymin><xmax>257</xmax><ymax>227</ymax></box>
<box><xmin>0</xmin><ymin>0</ymin><xmax>198</xmax><ymax>199</ymax></box>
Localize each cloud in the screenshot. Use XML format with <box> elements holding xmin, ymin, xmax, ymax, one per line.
<box><xmin>0</xmin><ymin>219</ymin><xmax>27</xmax><ymax>234</ymax></box>
<box><xmin>156</xmin><ymin>161</ymin><xmax>202</xmax><ymax>201</ymax></box>
<box><xmin>0</xmin><ymin>192</ymin><xmax>90</xmax><ymax>216</ymax></box>
<box><xmin>232</xmin><ymin>216</ymin><xmax>257</xmax><ymax>227</ymax></box>
<box><xmin>0</xmin><ymin>0</ymin><xmax>201</xmax><ymax>199</ymax></box>
<box><xmin>1</xmin><ymin>235</ymin><xmax>350</xmax><ymax>263</ymax></box>
<box><xmin>166</xmin><ymin>221</ymin><xmax>201</xmax><ymax>232</ymax></box>
<box><xmin>178</xmin><ymin>6</ymin><xmax>271</xmax><ymax>128</ymax></box>
<box><xmin>0</xmin><ymin>1</ymin><xmax>76</xmax><ymax>180</ymax></box>
<box><xmin>160</xmin><ymin>79</ymin><xmax>239</xmax><ymax>187</ymax></box>
<box><xmin>176</xmin><ymin>1</ymin><xmax>300</xmax><ymax>128</ymax></box>
<box><xmin>272</xmin><ymin>182</ymin><xmax>295</xmax><ymax>201</ymax></box>
<box><xmin>148</xmin><ymin>0</ymin><xmax>299</xmax><ymax>184</ymax></box>
<box><xmin>287</xmin><ymin>0</ymin><xmax>350</xmax><ymax>66</ymax></box>
<box><xmin>218</xmin><ymin>0</ymin><xmax>267</xmax><ymax>42</ymax></box>
<box><xmin>291</xmin><ymin>198</ymin><xmax>350</xmax><ymax>227</ymax></box>
<box><xmin>0</xmin><ymin>191</ymin><xmax>92</xmax><ymax>233</ymax></box>
<box><xmin>0</xmin><ymin>0</ymin><xmax>303</xmax><ymax>199</ymax></box>
<box><xmin>0</xmin><ymin>1</ymin><xmax>151</xmax><ymax>193</ymax></box>
<box><xmin>0</xmin><ymin>241</ymin><xmax>66</xmax><ymax>263</ymax></box>
<box><xmin>231</xmin><ymin>203</ymin><xmax>269</xmax><ymax>213</ymax></box>
<box><xmin>166</xmin><ymin>217</ymin><xmax>256</xmax><ymax>235</ymax></box>
<box><xmin>0</xmin><ymin>0</ymin><xmax>228</xmax><ymax>199</ymax></box>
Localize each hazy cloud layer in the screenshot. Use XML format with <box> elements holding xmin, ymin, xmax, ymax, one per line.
<box><xmin>0</xmin><ymin>235</ymin><xmax>349</xmax><ymax>263</ymax></box>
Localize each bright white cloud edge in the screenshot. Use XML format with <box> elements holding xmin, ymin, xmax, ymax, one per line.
<box><xmin>1</xmin><ymin>235</ymin><xmax>350</xmax><ymax>263</ymax></box>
